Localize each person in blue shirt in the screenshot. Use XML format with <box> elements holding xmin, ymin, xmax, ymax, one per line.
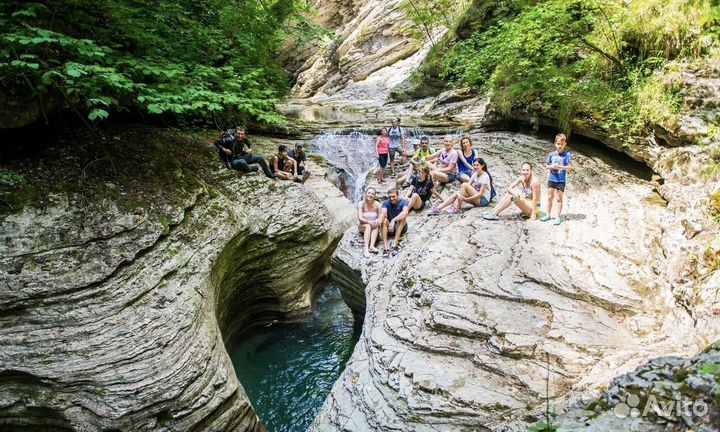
<box><xmin>380</xmin><ymin>188</ymin><xmax>410</xmax><ymax>257</ymax></box>
<box><xmin>540</xmin><ymin>133</ymin><xmax>572</xmax><ymax>225</ymax></box>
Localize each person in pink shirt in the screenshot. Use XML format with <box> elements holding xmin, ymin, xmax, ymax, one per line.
<box><xmin>376</xmin><ymin>127</ymin><xmax>390</xmax><ymax>184</ymax></box>
<box><xmin>427</xmin><ymin>136</ymin><xmax>458</xmax><ymax>188</ymax></box>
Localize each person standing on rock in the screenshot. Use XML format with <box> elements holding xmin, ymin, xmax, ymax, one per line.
<box><xmin>380</xmin><ymin>188</ymin><xmax>410</xmax><ymax>258</ymax></box>
<box><xmin>358</xmin><ymin>188</ymin><xmax>382</xmax><ymax>257</ymax></box>
<box><xmin>428</xmin><ymin>136</ymin><xmax>459</xmax><ymax>188</ymax></box>
<box><xmin>376</xmin><ymin>127</ymin><xmax>390</xmax><ymax>184</ymax></box>
<box><xmin>482</xmin><ymin>162</ymin><xmax>541</xmax><ymax>220</ymax></box>
<box><xmin>387</xmin><ymin>117</ymin><xmax>407</xmax><ymax>178</ymax></box>
<box><xmin>217</xmin><ymin>127</ymin><xmax>276</xmax><ymax>179</ymax></box>
<box><xmin>288</xmin><ymin>143</ymin><xmax>311</xmax><ymax>183</ymax></box>
<box><xmin>540</xmin><ymin>133</ymin><xmax>572</xmax><ymax>225</ymax></box>
<box><xmin>456</xmin><ymin>136</ymin><xmax>477</xmax><ymax>183</ymax></box>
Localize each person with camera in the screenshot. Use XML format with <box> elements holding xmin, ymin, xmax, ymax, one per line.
<box><xmin>215</xmin><ymin>127</ymin><xmax>275</xmax><ymax>179</ymax></box>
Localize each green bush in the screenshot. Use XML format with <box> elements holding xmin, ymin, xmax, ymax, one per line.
<box><xmin>441</xmin><ymin>0</ymin><xmax>719</xmax><ymax>142</ymax></box>
<box><xmin>0</xmin><ymin>1</ymin><xmax>319</xmax><ymax>125</ymax></box>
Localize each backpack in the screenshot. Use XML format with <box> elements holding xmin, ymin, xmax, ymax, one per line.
<box><xmin>217</xmin><ymin>130</ymin><xmax>235</xmax><ymax>168</ymax></box>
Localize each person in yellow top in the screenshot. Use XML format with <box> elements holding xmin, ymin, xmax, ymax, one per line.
<box><xmin>396</xmin><ymin>136</ymin><xmax>435</xmax><ymax>189</ymax></box>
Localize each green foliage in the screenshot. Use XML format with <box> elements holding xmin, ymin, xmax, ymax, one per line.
<box><xmin>441</xmin><ymin>0</ymin><xmax>720</xmax><ymax>142</ymax></box>
<box><xmin>0</xmin><ymin>169</ymin><xmax>25</xmax><ymax>187</ymax></box>
<box><xmin>0</xmin><ymin>1</ymin><xmax>320</xmax><ymax>125</ymax></box>
<box><xmin>400</xmin><ymin>0</ymin><xmax>471</xmax><ymax>46</ymax></box>
<box><xmin>526</xmin><ymin>422</ymin><xmax>559</xmax><ymax>432</ymax></box>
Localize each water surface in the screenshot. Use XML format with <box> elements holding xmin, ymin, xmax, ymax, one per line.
<box><xmin>228</xmin><ymin>283</ymin><xmax>361</xmax><ymax>432</ymax></box>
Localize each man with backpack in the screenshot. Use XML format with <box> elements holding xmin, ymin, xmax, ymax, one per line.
<box><xmin>215</xmin><ymin>127</ymin><xmax>275</xmax><ymax>179</ymax></box>
<box><xmin>387</xmin><ymin>117</ymin><xmax>407</xmax><ymax>178</ymax></box>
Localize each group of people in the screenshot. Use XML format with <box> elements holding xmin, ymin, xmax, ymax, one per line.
<box><xmin>361</xmin><ymin>126</ymin><xmax>573</xmax><ymax>258</ymax></box>
<box><xmin>215</xmin><ymin>127</ymin><xmax>311</xmax><ymax>183</ymax></box>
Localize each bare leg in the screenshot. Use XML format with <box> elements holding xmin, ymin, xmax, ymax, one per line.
<box><xmin>431</xmin><ymin>171</ymin><xmax>449</xmax><ymax>184</ymax></box>
<box><xmin>393</xmin><ymin>219</ymin><xmax>406</xmax><ymax>247</ymax></box>
<box><xmin>456</xmin><ymin>183</ymin><xmax>476</xmax><ymax>209</ymax></box>
<box><xmin>555</xmin><ymin>190</ymin><xmax>564</xmax><ymax>218</ymax></box>
<box><xmin>276</xmin><ymin>171</ymin><xmax>294</xmax><ymax>180</ymax></box>
<box><xmin>408</xmin><ymin>193</ymin><xmax>423</xmax><ymax>210</ymax></box>
<box><xmin>382</xmin><ymin>219</ymin><xmax>390</xmax><ymax>250</ymax></box>
<box><xmin>435</xmin><ymin>192</ymin><xmax>458</xmax><ymax>211</ymax></box>
<box><xmin>360</xmin><ymin>224</ymin><xmax>371</xmax><ymax>254</ymax></box>
<box><xmin>514</xmin><ymin>198</ymin><xmax>533</xmax><ymax>215</ymax></box>
<box><xmin>546</xmin><ymin>188</ymin><xmax>556</xmax><ymax>218</ymax></box>
<box><xmin>369</xmin><ymin>227</ymin><xmax>379</xmax><ymax>251</ymax></box>
<box><xmin>492</xmin><ymin>193</ymin><xmax>514</xmax><ymax>215</ymax></box>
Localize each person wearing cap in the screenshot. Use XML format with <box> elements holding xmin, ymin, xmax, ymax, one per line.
<box><xmin>396</xmin><ymin>136</ymin><xmax>435</xmax><ymax>189</ymax></box>
<box><xmin>289</xmin><ymin>143</ymin><xmax>311</xmax><ymax>183</ymax></box>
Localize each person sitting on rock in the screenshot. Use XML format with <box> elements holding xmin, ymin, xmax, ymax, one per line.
<box><xmin>483</xmin><ymin>162</ymin><xmax>541</xmax><ymax>221</ymax></box>
<box><xmin>217</xmin><ymin>127</ymin><xmax>275</xmax><ymax>179</ymax></box>
<box><xmin>405</xmin><ymin>164</ymin><xmax>441</xmax><ymax>212</ymax></box>
<box><xmin>396</xmin><ymin>136</ymin><xmax>435</xmax><ymax>189</ymax></box>
<box><xmin>358</xmin><ymin>187</ymin><xmax>381</xmax><ymax>257</ymax></box>
<box><xmin>429</xmin><ymin>158</ymin><xmax>494</xmax><ymax>215</ymax></box>
<box><xmin>270</xmin><ymin>144</ymin><xmax>302</xmax><ymax>182</ymax></box>
<box><xmin>380</xmin><ymin>188</ymin><xmax>410</xmax><ymax>258</ymax></box>
<box><xmin>376</xmin><ymin>127</ymin><xmax>390</xmax><ymax>185</ymax></box>
<box><xmin>427</xmin><ymin>136</ymin><xmax>458</xmax><ymax>188</ymax></box>
<box><xmin>289</xmin><ymin>143</ymin><xmax>311</xmax><ymax>183</ymax></box>
<box><xmin>456</xmin><ymin>136</ymin><xmax>477</xmax><ymax>183</ymax></box>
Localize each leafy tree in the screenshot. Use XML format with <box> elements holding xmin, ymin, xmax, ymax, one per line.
<box><xmin>0</xmin><ymin>0</ymin><xmax>319</xmax><ymax>125</ymax></box>
<box><xmin>441</xmin><ymin>0</ymin><xmax>720</xmax><ymax>141</ymax></box>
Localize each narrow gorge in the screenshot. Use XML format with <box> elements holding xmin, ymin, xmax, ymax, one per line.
<box><xmin>1</xmin><ymin>0</ymin><xmax>719</xmax><ymax>431</ymax></box>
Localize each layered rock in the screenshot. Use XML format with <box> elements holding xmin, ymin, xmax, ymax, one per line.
<box><xmin>288</xmin><ymin>0</ymin><xmax>443</xmax><ymax>103</ymax></box>
<box><xmin>312</xmin><ymin>132</ymin><xmax>717</xmax><ymax>431</ymax></box>
<box><xmin>556</xmin><ymin>343</ymin><xmax>720</xmax><ymax>431</ymax></box>
<box><xmin>0</xmin><ymin>133</ymin><xmax>354</xmax><ymax>430</ymax></box>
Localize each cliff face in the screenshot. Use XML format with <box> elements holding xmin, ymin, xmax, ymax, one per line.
<box><xmin>312</xmin><ymin>132</ymin><xmax>718</xmax><ymax>431</ymax></box>
<box><xmin>285</xmin><ymin>0</ymin><xmax>441</xmax><ymax>103</ymax></box>
<box><xmin>0</xmin><ymin>128</ymin><xmax>355</xmax><ymax>430</ymax></box>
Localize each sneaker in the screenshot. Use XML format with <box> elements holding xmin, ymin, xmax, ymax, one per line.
<box><xmin>301</xmin><ymin>171</ymin><xmax>311</xmax><ymax>184</ymax></box>
<box><xmin>447</xmin><ymin>207</ymin><xmax>461</xmax><ymax>215</ymax></box>
<box><xmin>428</xmin><ymin>207</ymin><xmax>441</xmax><ymax>216</ymax></box>
<box><xmin>539</xmin><ymin>215</ymin><xmax>551</xmax><ymax>222</ymax></box>
<box><xmin>554</xmin><ymin>217</ymin><xmax>563</xmax><ymax>226</ymax></box>
<box><xmin>482</xmin><ymin>212</ymin><xmax>500</xmax><ymax>221</ymax></box>
<box><xmin>363</xmin><ymin>250</ymin><xmax>371</xmax><ymax>258</ymax></box>
<box><xmin>390</xmin><ymin>247</ymin><xmax>399</xmax><ymax>257</ymax></box>
<box><xmin>382</xmin><ymin>249</ymin><xmax>390</xmax><ymax>258</ymax></box>
<box><xmin>390</xmin><ymin>172</ymin><xmax>396</xmax><ymax>179</ymax></box>
<box><xmin>369</xmin><ymin>246</ymin><xmax>380</xmax><ymax>254</ymax></box>
<box><xmin>250</xmin><ymin>166</ymin><xmax>260</xmax><ymax>172</ymax></box>
<box><xmin>401</xmin><ymin>181</ymin><xmax>411</xmax><ymax>189</ymax></box>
